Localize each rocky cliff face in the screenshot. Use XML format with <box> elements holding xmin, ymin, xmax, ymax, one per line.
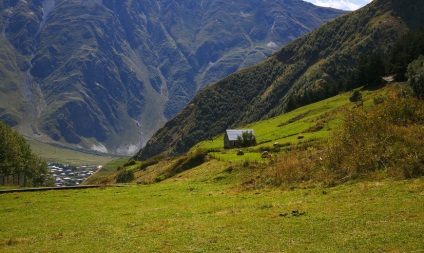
<box><xmin>0</xmin><ymin>0</ymin><xmax>346</xmax><ymax>154</ymax></box>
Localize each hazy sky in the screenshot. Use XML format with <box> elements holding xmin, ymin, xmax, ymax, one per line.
<box><xmin>303</xmin><ymin>0</ymin><xmax>373</xmax><ymax>11</ymax></box>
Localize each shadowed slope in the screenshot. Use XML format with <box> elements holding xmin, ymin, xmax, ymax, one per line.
<box><xmin>0</xmin><ymin>0</ymin><xmax>346</xmax><ymax>154</ymax></box>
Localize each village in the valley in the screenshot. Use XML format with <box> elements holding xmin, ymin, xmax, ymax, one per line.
<box><xmin>48</xmin><ymin>164</ymin><xmax>101</xmax><ymax>187</ymax></box>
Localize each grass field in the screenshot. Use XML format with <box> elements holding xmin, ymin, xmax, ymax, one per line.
<box><xmin>26</xmin><ymin>138</ymin><xmax>119</xmax><ymax>166</ymax></box>
<box><xmin>1</xmin><ymin>172</ymin><xmax>423</xmax><ymax>252</ymax></box>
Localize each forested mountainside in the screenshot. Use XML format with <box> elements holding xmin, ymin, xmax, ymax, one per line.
<box><xmin>135</xmin><ymin>0</ymin><xmax>424</xmax><ymax>160</ymax></box>
<box><xmin>0</xmin><ymin>0</ymin><xmax>345</xmax><ymax>155</ymax></box>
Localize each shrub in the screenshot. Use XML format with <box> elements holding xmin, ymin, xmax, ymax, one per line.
<box><xmin>325</xmin><ymin>92</ymin><xmax>424</xmax><ymax>180</ymax></box>
<box><xmin>139</xmin><ymin>155</ymin><xmax>164</xmax><ymax>171</ymax></box>
<box><xmin>269</xmin><ymin>90</ymin><xmax>424</xmax><ymax>187</ymax></box>
<box><xmin>349</xmin><ymin>90</ymin><xmax>362</xmax><ymax>102</ymax></box>
<box><xmin>407</xmin><ymin>54</ymin><xmax>424</xmax><ymax>99</ymax></box>
<box><xmin>158</xmin><ymin>150</ymin><xmax>208</xmax><ymax>180</ymax></box>
<box><xmin>116</xmin><ymin>169</ymin><xmax>135</xmax><ymax>183</ymax></box>
<box><xmin>373</xmin><ymin>95</ymin><xmax>386</xmax><ymax>105</ymax></box>
<box><xmin>123</xmin><ymin>160</ymin><xmax>137</xmax><ymax>167</ymax></box>
<box><xmin>259</xmin><ymin>146</ymin><xmax>272</xmax><ymax>152</ymax></box>
<box><xmin>271</xmin><ymin>149</ymin><xmax>317</xmax><ymax>187</ymax></box>
<box><xmin>237</xmin><ymin>131</ymin><xmax>257</xmax><ymax>147</ymax></box>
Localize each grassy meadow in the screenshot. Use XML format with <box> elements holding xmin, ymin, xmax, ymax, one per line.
<box><xmin>26</xmin><ymin>137</ymin><xmax>118</xmax><ymax>166</ymax></box>
<box><xmin>1</xmin><ymin>170</ymin><xmax>423</xmax><ymax>252</ymax></box>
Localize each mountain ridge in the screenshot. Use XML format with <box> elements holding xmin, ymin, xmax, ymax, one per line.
<box><xmin>0</xmin><ymin>0</ymin><xmax>346</xmax><ymax>154</ymax></box>
<box><xmin>134</xmin><ymin>0</ymin><xmax>424</xmax><ymax>160</ymax></box>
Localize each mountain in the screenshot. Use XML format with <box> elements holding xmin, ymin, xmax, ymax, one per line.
<box><xmin>0</xmin><ymin>0</ymin><xmax>346</xmax><ymax>155</ymax></box>
<box><xmin>134</xmin><ymin>0</ymin><xmax>424</xmax><ymax>160</ymax></box>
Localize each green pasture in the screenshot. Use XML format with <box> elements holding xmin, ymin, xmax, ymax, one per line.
<box><xmin>209</xmin><ymin>150</ymin><xmax>265</xmax><ymax>162</ymax></box>
<box><xmin>191</xmin><ymin>90</ymin><xmax>352</xmax><ymax>159</ymax></box>
<box><xmin>191</xmin><ymin>86</ymin><xmax>394</xmax><ymax>164</ymax></box>
<box><xmin>1</xmin><ymin>177</ymin><xmax>423</xmax><ymax>252</ymax></box>
<box><xmin>26</xmin><ymin>138</ymin><xmax>117</xmax><ymax>166</ymax></box>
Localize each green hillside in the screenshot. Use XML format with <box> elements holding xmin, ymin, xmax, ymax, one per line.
<box><xmin>189</xmin><ymin>89</ymin><xmax>351</xmax><ymax>154</ymax></box>
<box><xmin>135</xmin><ymin>0</ymin><xmax>424</xmax><ymax>160</ymax></box>
<box><xmin>95</xmin><ymin>85</ymin><xmax>353</xmax><ymax>184</ymax></box>
<box><xmin>96</xmin><ymin>81</ymin><xmax>423</xmax><ymax>187</ymax></box>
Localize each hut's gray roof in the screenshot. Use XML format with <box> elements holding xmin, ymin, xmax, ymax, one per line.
<box><xmin>226</xmin><ymin>129</ymin><xmax>255</xmax><ymax>141</ymax></box>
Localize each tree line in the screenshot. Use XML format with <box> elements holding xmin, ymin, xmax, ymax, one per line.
<box><xmin>286</xmin><ymin>29</ymin><xmax>424</xmax><ymax>112</ymax></box>
<box><xmin>0</xmin><ymin>122</ymin><xmax>50</xmax><ymax>187</ymax></box>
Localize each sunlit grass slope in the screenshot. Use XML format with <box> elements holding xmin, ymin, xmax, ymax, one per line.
<box><xmin>82</xmin><ymin>158</ymin><xmax>130</xmax><ymax>185</ymax></box>
<box><xmin>190</xmin><ymin>86</ymin><xmax>385</xmax><ymax>161</ymax></box>
<box><xmin>92</xmin><ymin>84</ymin><xmax>399</xmax><ymax>185</ymax></box>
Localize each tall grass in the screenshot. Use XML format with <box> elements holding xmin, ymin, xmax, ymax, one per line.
<box><xmin>269</xmin><ymin>89</ymin><xmax>424</xmax><ymax>187</ymax></box>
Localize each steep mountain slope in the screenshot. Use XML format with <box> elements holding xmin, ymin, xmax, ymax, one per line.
<box><xmin>135</xmin><ymin>0</ymin><xmax>424</xmax><ymax>160</ymax></box>
<box><xmin>0</xmin><ymin>0</ymin><xmax>346</xmax><ymax>155</ymax></box>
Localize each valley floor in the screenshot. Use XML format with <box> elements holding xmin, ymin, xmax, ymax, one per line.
<box><xmin>0</xmin><ymin>177</ymin><xmax>423</xmax><ymax>252</ymax></box>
